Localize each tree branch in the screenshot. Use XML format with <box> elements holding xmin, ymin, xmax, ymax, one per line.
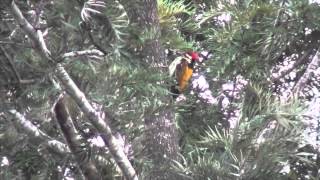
<box><xmin>7</xmin><ymin>109</ymin><xmax>70</xmax><ymax>156</ymax></box>
<box><xmin>63</xmin><ymin>49</ymin><xmax>105</xmax><ymax>59</ymax></box>
<box><xmin>54</xmin><ymin>63</ymin><xmax>137</xmax><ymax>180</ymax></box>
<box><xmin>54</xmin><ymin>95</ymin><xmax>100</xmax><ymax>180</ymax></box>
<box><xmin>271</xmin><ymin>50</ymin><xmax>312</xmax><ymax>83</ymax></box>
<box><xmin>292</xmin><ymin>49</ymin><xmax>320</xmax><ymax>95</ymax></box>
<box><xmin>7</xmin><ymin>109</ymin><xmax>116</xmax><ymax>172</ymax></box>
<box><xmin>10</xmin><ymin>1</ymin><xmax>138</xmax><ymax>179</ymax></box>
<box><xmin>10</xmin><ymin>1</ymin><xmax>52</xmax><ymax>62</ymax></box>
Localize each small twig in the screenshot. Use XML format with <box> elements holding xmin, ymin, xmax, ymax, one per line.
<box><xmin>8</xmin><ymin>26</ymin><xmax>19</xmax><ymax>39</ymax></box>
<box><xmin>63</xmin><ymin>49</ymin><xmax>105</xmax><ymax>59</ymax></box>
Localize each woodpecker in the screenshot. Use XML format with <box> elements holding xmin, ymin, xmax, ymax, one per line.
<box><xmin>171</xmin><ymin>51</ymin><xmax>199</xmax><ymax>98</ymax></box>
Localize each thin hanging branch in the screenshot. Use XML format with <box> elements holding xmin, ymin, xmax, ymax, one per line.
<box><xmin>10</xmin><ymin>1</ymin><xmax>138</xmax><ymax>180</ymax></box>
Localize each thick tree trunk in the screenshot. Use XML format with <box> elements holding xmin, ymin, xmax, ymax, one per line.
<box><xmin>144</xmin><ymin>107</ymin><xmax>179</xmax><ymax>180</ymax></box>
<box><xmin>122</xmin><ymin>1</ymin><xmax>179</xmax><ymax>179</ymax></box>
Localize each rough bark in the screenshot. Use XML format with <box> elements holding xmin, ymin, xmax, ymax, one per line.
<box><xmin>144</xmin><ymin>107</ymin><xmax>179</xmax><ymax>180</ymax></box>
<box><xmin>54</xmin><ymin>95</ymin><xmax>100</xmax><ymax>180</ymax></box>
<box><xmin>122</xmin><ymin>1</ymin><xmax>179</xmax><ymax>179</ymax></box>
<box><xmin>10</xmin><ymin>1</ymin><xmax>138</xmax><ymax>180</ymax></box>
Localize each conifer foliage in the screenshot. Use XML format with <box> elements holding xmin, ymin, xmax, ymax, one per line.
<box><xmin>0</xmin><ymin>0</ymin><xmax>319</xmax><ymax>179</ymax></box>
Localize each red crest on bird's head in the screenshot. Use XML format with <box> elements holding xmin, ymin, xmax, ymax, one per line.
<box><xmin>187</xmin><ymin>51</ymin><xmax>199</xmax><ymax>61</ymax></box>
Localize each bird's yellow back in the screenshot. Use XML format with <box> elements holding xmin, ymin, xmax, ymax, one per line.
<box><xmin>178</xmin><ymin>61</ymin><xmax>193</xmax><ymax>92</ymax></box>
